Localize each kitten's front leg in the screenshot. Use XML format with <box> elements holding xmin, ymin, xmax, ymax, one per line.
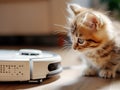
<box><xmin>98</xmin><ymin>63</ymin><xmax>118</xmax><ymax>79</ymax></box>
<box><xmin>99</xmin><ymin>69</ymin><xmax>116</xmax><ymax>78</ymax></box>
<box><xmin>82</xmin><ymin>67</ymin><xmax>97</xmax><ymax>76</ymax></box>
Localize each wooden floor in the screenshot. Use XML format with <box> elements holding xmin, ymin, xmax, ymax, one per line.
<box><xmin>0</xmin><ymin>46</ymin><xmax>120</xmax><ymax>90</ymax></box>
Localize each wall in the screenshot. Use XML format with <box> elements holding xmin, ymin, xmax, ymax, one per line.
<box><xmin>0</xmin><ymin>0</ymin><xmax>70</xmax><ymax>36</ymax></box>
<box><xmin>71</xmin><ymin>0</ymin><xmax>91</xmax><ymax>7</ymax></box>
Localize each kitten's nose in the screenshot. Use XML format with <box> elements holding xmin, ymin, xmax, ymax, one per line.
<box><xmin>73</xmin><ymin>43</ymin><xmax>78</xmax><ymax>50</ymax></box>
<box><xmin>73</xmin><ymin>46</ymin><xmax>76</xmax><ymax>50</ymax></box>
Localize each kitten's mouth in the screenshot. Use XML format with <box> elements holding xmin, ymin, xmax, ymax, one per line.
<box><xmin>73</xmin><ymin>46</ymin><xmax>84</xmax><ymax>51</ymax></box>
<box><xmin>73</xmin><ymin>45</ymin><xmax>91</xmax><ymax>52</ymax></box>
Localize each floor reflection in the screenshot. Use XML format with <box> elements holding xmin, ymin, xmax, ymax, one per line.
<box><xmin>0</xmin><ymin>75</ymin><xmax>60</xmax><ymax>90</ymax></box>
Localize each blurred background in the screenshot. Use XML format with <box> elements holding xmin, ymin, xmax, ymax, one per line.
<box><xmin>0</xmin><ymin>0</ymin><xmax>120</xmax><ymax>90</ymax></box>
<box><xmin>0</xmin><ymin>0</ymin><xmax>119</xmax><ymax>46</ymax></box>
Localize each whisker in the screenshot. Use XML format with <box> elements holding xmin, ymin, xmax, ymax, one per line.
<box><xmin>62</xmin><ymin>39</ymin><xmax>72</xmax><ymax>50</ymax></box>
<box><xmin>62</xmin><ymin>45</ymin><xmax>71</xmax><ymax>50</ymax></box>
<box><xmin>54</xmin><ymin>24</ymin><xmax>72</xmax><ymax>50</ymax></box>
<box><xmin>63</xmin><ymin>43</ymin><xmax>72</xmax><ymax>48</ymax></box>
<box><xmin>53</xmin><ymin>29</ymin><xmax>68</xmax><ymax>35</ymax></box>
<box><xmin>63</xmin><ymin>43</ymin><xmax>71</xmax><ymax>48</ymax></box>
<box><xmin>54</xmin><ymin>24</ymin><xmax>71</xmax><ymax>30</ymax></box>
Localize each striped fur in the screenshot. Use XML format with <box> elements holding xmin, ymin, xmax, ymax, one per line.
<box><xmin>68</xmin><ymin>4</ymin><xmax>120</xmax><ymax>78</ymax></box>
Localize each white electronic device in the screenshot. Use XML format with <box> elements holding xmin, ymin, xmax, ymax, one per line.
<box><xmin>0</xmin><ymin>49</ymin><xmax>62</xmax><ymax>83</ymax></box>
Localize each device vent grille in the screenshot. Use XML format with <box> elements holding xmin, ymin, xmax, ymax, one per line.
<box><xmin>0</xmin><ymin>64</ymin><xmax>24</xmax><ymax>76</ymax></box>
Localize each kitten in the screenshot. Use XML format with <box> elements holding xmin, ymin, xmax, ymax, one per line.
<box><xmin>67</xmin><ymin>4</ymin><xmax>120</xmax><ymax>78</ymax></box>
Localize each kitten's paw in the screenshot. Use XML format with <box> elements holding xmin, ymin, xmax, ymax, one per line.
<box><xmin>99</xmin><ymin>70</ymin><xmax>116</xmax><ymax>79</ymax></box>
<box><xmin>82</xmin><ymin>68</ymin><xmax>96</xmax><ymax>76</ymax></box>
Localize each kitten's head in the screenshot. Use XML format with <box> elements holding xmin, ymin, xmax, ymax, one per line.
<box><xmin>67</xmin><ymin>4</ymin><xmax>114</xmax><ymax>52</ymax></box>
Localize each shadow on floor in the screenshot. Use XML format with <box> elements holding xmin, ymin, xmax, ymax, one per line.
<box><xmin>0</xmin><ymin>75</ymin><xmax>60</xmax><ymax>90</ymax></box>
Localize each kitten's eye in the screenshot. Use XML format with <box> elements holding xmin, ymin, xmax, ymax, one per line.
<box><xmin>78</xmin><ymin>38</ymin><xmax>85</xmax><ymax>44</ymax></box>
<box><xmin>86</xmin><ymin>39</ymin><xmax>98</xmax><ymax>43</ymax></box>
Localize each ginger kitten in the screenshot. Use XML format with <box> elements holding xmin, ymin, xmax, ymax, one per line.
<box><xmin>67</xmin><ymin>4</ymin><xmax>120</xmax><ymax>78</ymax></box>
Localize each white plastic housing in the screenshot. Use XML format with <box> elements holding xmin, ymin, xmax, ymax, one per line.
<box><xmin>0</xmin><ymin>49</ymin><xmax>62</xmax><ymax>81</ymax></box>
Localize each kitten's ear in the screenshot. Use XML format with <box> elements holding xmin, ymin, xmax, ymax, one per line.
<box><xmin>68</xmin><ymin>4</ymin><xmax>83</xmax><ymax>15</ymax></box>
<box><xmin>86</xmin><ymin>15</ymin><xmax>104</xmax><ymax>31</ymax></box>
